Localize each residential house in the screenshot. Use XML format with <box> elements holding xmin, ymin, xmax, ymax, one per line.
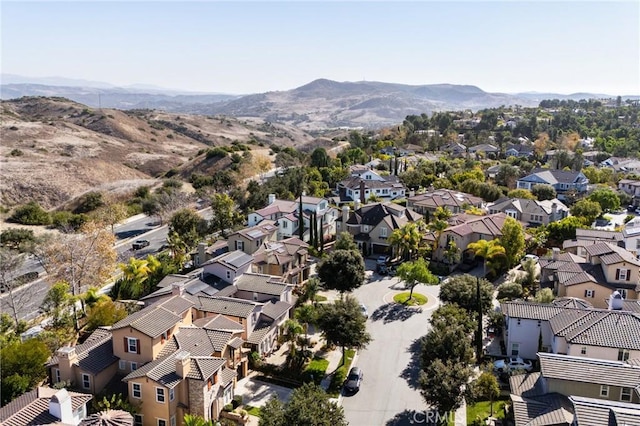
<box><xmin>232</xmin><ymin>272</ymin><xmax>293</xmax><ymax>304</ymax></box>
<box><xmin>539</xmin><ymin>353</ymin><xmax>640</xmax><ymax>404</ymax></box>
<box><xmin>407</xmin><ymin>189</ymin><xmax>483</xmax><ymax>216</ymax></box>
<box><xmin>47</xmin><ymin>328</ymin><xmax>119</xmax><ymax>395</ymax></box>
<box><xmin>252</xmin><ymin>237</ymin><xmax>311</xmax><ymax>284</ymax></box>
<box><xmin>202</xmin><ymin>250</ymin><xmax>254</xmax><ymax>284</ymax></box>
<box><xmin>0</xmin><ymin>387</ymin><xmax>92</xmax><ymax>426</ymax></box>
<box><xmin>227</xmin><ymin>221</ymin><xmax>278</xmax><ymax>255</ymax></box>
<box><xmin>335</xmin><ymin>202</ymin><xmax>422</xmax><ymax>255</ymax></box>
<box><xmin>601</xmin><ymin>157</ymin><xmax>640</xmax><ymax>174</ymax></box>
<box><xmin>468</xmin><ymin>143</ymin><xmax>499</xmax><ymax>158</ymax></box>
<box><xmin>335</xmin><ymin>169</ymin><xmax>406</xmax><ymax>204</ymax></box>
<box><xmin>623</xmin><ymin>217</ymin><xmax>640</xmax><ymax>256</ymax></box>
<box><xmin>516</xmin><ymin>168</ymin><xmax>589</xmax><ymax>200</ymax></box>
<box><xmin>619</xmin><ymin>179</ymin><xmax>640</xmax><ymax>207</ymax></box>
<box><xmin>571</xmin><ymin>396</ymin><xmax>640</xmax><ymax>426</ymax></box>
<box><xmin>487</xmin><ymin>197</ymin><xmax>568</xmax><ymax>226</ymax></box>
<box><xmin>562</xmin><ymin>228</ymin><xmax>625</xmax><ymax>258</ymax></box>
<box><xmin>505</xmin><ymin>144</ymin><xmax>534</xmax><ymax>158</ymax></box>
<box><xmin>439</xmin><ymin>142</ymin><xmax>467</xmax><ymax>157</ymax></box>
<box><xmin>432</xmin><ymin>213</ymin><xmax>510</xmax><ymax>266</ymax></box>
<box><xmin>247</xmin><ymin>194</ymin><xmax>338</xmax><ymax>241</ymax></box>
<box><xmin>192</xmin><ymin>240</ymin><xmax>228</xmax><ymax>268</ymax></box>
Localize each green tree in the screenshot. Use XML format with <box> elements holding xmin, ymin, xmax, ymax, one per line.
<box><xmin>317</xmin><ymin>249</ymin><xmax>365</xmax><ymax>295</ymax></box>
<box><xmin>74</xmin><ymin>191</ymin><xmax>105</xmax><ymax>214</ymax></box>
<box><xmin>467</xmin><ymin>239</ymin><xmax>506</xmax><ymax>277</ymax></box>
<box><xmin>169</xmin><ymin>208</ymin><xmax>207</xmax><ymax>249</ymax></box>
<box><xmin>534</xmin><ymin>288</ymin><xmax>555</xmax><ymax>303</ymax></box>
<box><xmin>183</xmin><ymin>414</ymin><xmax>212</xmax><ymax>426</ymax></box>
<box><xmin>439</xmin><ymin>274</ymin><xmax>494</xmax><ymax>315</ymax></box>
<box><xmin>588</xmin><ymin>187</ymin><xmax>621</xmax><ymax>212</ymax></box>
<box><xmin>294</xmin><ymin>304</ymin><xmax>317</xmax><ymax>345</ymax></box>
<box><xmin>389</xmin><ymin>222</ymin><xmax>421</xmax><ymax>260</ymax></box>
<box><xmin>430</xmin><ymin>304</ymin><xmax>477</xmax><ymax>335</ymax></box>
<box><xmin>495</xmin><ymin>164</ymin><xmax>520</xmax><ymax>189</ymax></box>
<box><xmin>0</xmin><ymin>228</ymin><xmax>37</xmax><ymax>252</ymax></box>
<box><xmin>1</xmin><ymin>338</ymin><xmax>50</xmax><ymax>404</ymax></box>
<box><xmin>316</xmin><ymin>296</ymin><xmax>371</xmax><ymax>361</ymax></box>
<box><xmin>531</xmin><ymin>184</ymin><xmax>557</xmax><ymax>201</ymax></box>
<box><xmin>310</xmin><ymin>147</ymin><xmax>330</xmax><ymax>168</ymax></box>
<box><xmin>85</xmin><ymin>298</ymin><xmax>128</xmax><ymax>332</ymax></box>
<box><xmin>419</xmin><ymin>359</ymin><xmax>472</xmax><ymax>416</ymax></box>
<box><xmin>333</xmin><ymin>231</ymin><xmax>358</xmax><ymax>251</ymax></box>
<box><xmin>41</xmin><ymin>281</ymin><xmax>76</xmax><ymax>328</ymax></box>
<box><xmin>507</xmin><ymin>189</ymin><xmax>535</xmax><ymax>199</ymax></box>
<box><xmin>396</xmin><ymin>258</ymin><xmax>438</xmax><ymax>300</ymax></box>
<box><xmin>9</xmin><ymin>201</ymin><xmax>51</xmax><ymax>225</ymax></box>
<box><xmin>546</xmin><ymin>216</ymin><xmax>584</xmax><ymax>245</ymax></box>
<box><xmin>259</xmin><ymin>383</ymin><xmax>347</xmax><ymax>426</ymax></box>
<box><xmin>521</xmin><ymin>258</ymin><xmax>540</xmax><ymax>297</ymax></box>
<box><xmin>472</xmin><ymin>372</ymin><xmax>500</xmax><ymax>417</ymax></box>
<box><xmin>500</xmin><ymin>217</ymin><xmax>526</xmax><ymax>268</ymax></box>
<box><xmin>496</xmin><ymin>282</ymin><xmax>524</xmax><ymax>300</ymax></box>
<box><xmin>210</xmin><ymin>193</ymin><xmax>243</xmax><ymax>237</ymax></box>
<box><xmin>281</xmin><ymin>319</ymin><xmax>304</xmax><ymax>362</ymax></box>
<box><xmin>421</xmin><ymin>322</ymin><xmax>474</xmax><ymax>366</ymax></box>
<box><xmin>570</xmin><ymin>199</ymin><xmax>602</xmax><ymax>225</ymax></box>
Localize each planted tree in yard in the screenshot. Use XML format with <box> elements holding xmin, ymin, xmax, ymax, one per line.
<box><xmin>467</xmin><ymin>239</ymin><xmax>505</xmax><ymax>277</ymax></box>
<box><xmin>396</xmin><ymin>258</ymin><xmax>439</xmax><ymax>300</ymax></box>
<box><xmin>316</xmin><ymin>296</ymin><xmax>371</xmax><ymax>362</ymax></box>
<box><xmin>294</xmin><ymin>303</ymin><xmax>317</xmax><ymax>345</ymax></box>
<box><xmin>169</xmin><ymin>208</ymin><xmax>208</xmax><ymax>250</ymax></box>
<box><xmin>1</xmin><ymin>338</ymin><xmax>50</xmax><ymax>404</ymax></box>
<box><xmin>389</xmin><ymin>222</ymin><xmax>421</xmax><ymax>260</ymax></box>
<box><xmin>497</xmin><ymin>282</ymin><xmax>524</xmax><ymax>300</ymax></box>
<box><xmin>281</xmin><ymin>319</ymin><xmax>304</xmax><ymax>362</ymax></box>
<box><xmin>531</xmin><ymin>184</ymin><xmax>556</xmax><ymax>201</ymax></box>
<box><xmin>210</xmin><ymin>193</ymin><xmax>243</xmax><ymax>237</ymax></box>
<box><xmin>85</xmin><ymin>298</ymin><xmax>127</xmax><ymax>332</ymax></box>
<box><xmin>472</xmin><ymin>372</ymin><xmax>500</xmax><ymax>417</ymax></box>
<box><xmin>588</xmin><ymin>187</ymin><xmax>621</xmax><ymax>212</ymax></box>
<box><xmin>521</xmin><ymin>258</ymin><xmax>540</xmax><ymax>297</ymax></box>
<box><xmin>317</xmin><ymin>249</ymin><xmax>365</xmax><ymax>296</ymax></box>
<box><xmin>419</xmin><ymin>359</ymin><xmax>472</xmax><ymax>417</ymax></box>
<box><xmin>334</xmin><ymin>232</ymin><xmax>358</xmax><ymax>251</ymax></box>
<box><xmin>500</xmin><ymin>217</ymin><xmax>525</xmax><ymax>268</ymax></box>
<box><xmin>430</xmin><ymin>304</ymin><xmax>477</xmax><ymax>335</ymax></box>
<box><xmin>570</xmin><ymin>199</ymin><xmax>602</xmax><ymax>225</ymax></box>
<box><xmin>439</xmin><ymin>274</ymin><xmax>494</xmax><ymax>315</ymax></box>
<box><xmin>421</xmin><ymin>321</ymin><xmax>474</xmax><ymax>366</ymax></box>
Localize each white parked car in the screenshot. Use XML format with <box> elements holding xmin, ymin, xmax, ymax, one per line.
<box><xmin>493</xmin><ymin>357</ymin><xmax>533</xmax><ymax>372</ymax></box>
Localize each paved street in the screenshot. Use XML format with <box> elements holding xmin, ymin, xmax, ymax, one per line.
<box><xmin>341</xmin><ymin>262</ymin><xmax>447</xmax><ymax>426</ymax></box>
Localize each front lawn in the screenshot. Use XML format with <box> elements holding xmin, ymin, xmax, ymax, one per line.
<box><xmin>302</xmin><ymin>356</ymin><xmax>329</xmax><ymax>385</ymax></box>
<box><xmin>466</xmin><ymin>397</ymin><xmax>509</xmax><ymax>424</ymax></box>
<box><xmin>393</xmin><ymin>292</ymin><xmax>428</xmax><ymax>306</ymax></box>
<box><xmin>244</xmin><ymin>405</ymin><xmax>261</xmax><ymax>417</ymax></box>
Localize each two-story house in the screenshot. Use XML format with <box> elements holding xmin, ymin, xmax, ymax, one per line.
<box><xmin>335</xmin><ymin>202</ymin><xmax>422</xmax><ymax>255</ymax></box>
<box><xmin>0</xmin><ymin>387</ymin><xmax>92</xmax><ymax>426</ymax></box>
<box><xmin>439</xmin><ymin>142</ymin><xmax>467</xmax><ymax>157</ymax></box>
<box><xmin>468</xmin><ymin>143</ymin><xmax>500</xmax><ymax>158</ymax></box>
<box><xmin>505</xmin><ymin>144</ymin><xmax>534</xmax><ymax>158</ymax></box>
<box><xmin>227</xmin><ymin>221</ymin><xmax>279</xmax><ymax>255</ymax></box>
<box><xmin>623</xmin><ymin>217</ymin><xmax>640</xmax><ymax>256</ymax></box>
<box><xmin>407</xmin><ymin>189</ymin><xmax>483</xmax><ymax>216</ymax></box>
<box><xmin>335</xmin><ymin>169</ymin><xmax>406</xmax><ymax>205</ymax></box>
<box><xmin>488</xmin><ymin>197</ymin><xmax>568</xmax><ymax>226</ymax></box>
<box><xmin>516</xmin><ymin>168</ymin><xmax>589</xmax><ymax>200</ymax></box>
<box><xmin>251</xmin><ymin>238</ymin><xmax>311</xmax><ymax>284</ymax></box>
<box><xmin>202</xmin><ymin>250</ymin><xmax>254</xmax><ymax>284</ymax></box>
<box><xmin>619</xmin><ymin>179</ymin><xmax>640</xmax><ymax>208</ymax></box>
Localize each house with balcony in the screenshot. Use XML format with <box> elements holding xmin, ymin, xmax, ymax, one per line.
<box><xmin>335</xmin><ymin>170</ymin><xmax>406</xmax><ymax>205</ymax></box>
<box><xmin>335</xmin><ymin>202</ymin><xmax>422</xmax><ymax>255</ymax></box>
<box><xmin>407</xmin><ymin>189</ymin><xmax>483</xmax><ymax>216</ymax></box>
<box><xmin>487</xmin><ymin>197</ymin><xmax>568</xmax><ymax>226</ymax></box>
<box><xmin>252</xmin><ymin>237</ymin><xmax>311</xmax><ymax>284</ymax></box>
<box><xmin>516</xmin><ymin>168</ymin><xmax>588</xmax><ymax>201</ymax></box>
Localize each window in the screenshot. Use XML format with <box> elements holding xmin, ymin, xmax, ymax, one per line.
<box><xmin>537</xmin><ymin>320</ymin><xmax>541</xmax><ymax>327</ymax></box>
<box><xmin>517</xmin><ymin>319</ymin><xmax>521</xmax><ymax>326</ymax></box>
<box><xmin>55</xmin><ymin>368</ymin><xmax>60</xmax><ymax>383</ymax></box>
<box><xmin>82</xmin><ymin>374</ymin><xmax>90</xmax><ymax>389</ymax></box>
<box><xmin>616</xmin><ymin>268</ymin><xmax>630</xmax><ymax>281</ymax></box>
<box><xmin>226</xmin><ymin>270</ymin><xmax>231</xmax><ymax>280</ymax></box>
<box><xmin>170</xmin><ymin>387</ymin><xmax>175</xmax><ymax>401</ymax></box>
<box><xmin>600</xmin><ymin>385</ymin><xmax>610</xmax><ymax>398</ymax></box>
<box><xmin>380</xmin><ymin>227</ymin><xmax>388</xmax><ymax>238</ymax></box>
<box><xmin>511</xmin><ymin>343</ymin><xmax>520</xmax><ymax>357</ymax></box>
<box><xmin>621</xmin><ymin>387</ymin><xmax>632</xmax><ymax>402</ymax></box>
<box><xmin>134</xmin><ymin>415</ymin><xmax>143</xmax><ymax>426</ymax></box>
<box><xmin>156</xmin><ymin>387</ymin><xmax>165</xmax><ymax>403</ymax></box>
<box><xmin>363</xmin><ymin>225</ymin><xmax>370</xmax><ymax>232</ymax></box>
<box><xmin>126</xmin><ymin>337</ymin><xmax>139</xmax><ymax>354</ymax></box>
<box><xmin>618</xmin><ymin>348</ymin><xmax>630</xmax><ymax>362</ymax></box>
<box><xmin>235</xmin><ymin>240</ymin><xmax>244</xmax><ymax>251</ymax></box>
<box><xmin>132</xmin><ymin>383</ymin><xmax>142</xmax><ymax>398</ymax></box>
<box><xmin>119</xmin><ymin>360</ymin><xmax>126</xmax><ymax>370</ymax></box>
<box><xmin>282</xmin><ymin>221</ymin><xmax>288</xmax><ymax>229</ymax></box>
<box><xmin>130</xmin><ymin>362</ymin><xmax>137</xmax><ymax>371</ymax></box>
<box><xmin>223</xmin><ymin>384</ymin><xmax>233</xmax><ymax>404</ymax></box>
<box><xmin>636</xmin><ymin>239</ymin><xmax>640</xmax><ymax>250</ymax></box>
<box><xmin>580</xmin><ymin>347</ymin><xmax>587</xmax><ymax>355</ymax></box>
<box><xmin>253</xmin><ymin>292</ymin><xmax>258</xmax><ymax>301</ymax></box>
<box><xmin>584</xmin><ymin>289</ymin><xmax>595</xmax><ymax>298</ymax></box>
<box><xmin>171</xmin><ymin>417</ymin><xmax>176</xmax><ymax>426</ymax></box>
<box><xmin>617</xmin><ymin>289</ymin><xmax>628</xmax><ymax>299</ymax></box>
<box><xmin>157</xmin><ymin>420</ymin><xmax>167</xmax><ymax>426</ymax></box>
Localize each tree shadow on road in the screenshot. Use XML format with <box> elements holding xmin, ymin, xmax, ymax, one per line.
<box><xmin>385</xmin><ymin>409</ymin><xmax>423</xmax><ymax>425</ymax></box>
<box><xmin>399</xmin><ymin>337</ymin><xmax>424</xmax><ymax>390</ymax></box>
<box><xmin>371</xmin><ymin>303</ymin><xmax>422</xmax><ymax>324</ymax></box>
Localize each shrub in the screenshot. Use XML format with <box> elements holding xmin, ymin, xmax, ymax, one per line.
<box><xmin>74</xmin><ymin>191</ymin><xmax>104</xmax><ymax>214</ymax></box>
<box><xmin>206</xmin><ymin>147</ymin><xmax>228</xmax><ymax>159</ymax></box>
<box><xmin>9</xmin><ymin>149</ymin><xmax>23</xmax><ymax>156</ymax></box>
<box><xmin>223</xmin><ymin>403</ymin><xmax>233</xmax><ymax>412</ymax></box>
<box><xmin>9</xmin><ymin>202</ymin><xmax>51</xmax><ymax>225</ymax></box>
<box><xmin>232</xmin><ymin>395</ymin><xmax>243</xmax><ymax>408</ymax></box>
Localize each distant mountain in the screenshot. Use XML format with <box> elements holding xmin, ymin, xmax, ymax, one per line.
<box><xmin>1</xmin><ymin>75</ymin><xmax>620</xmax><ymax>129</ymax></box>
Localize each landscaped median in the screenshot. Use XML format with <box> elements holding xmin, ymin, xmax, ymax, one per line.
<box><xmin>393</xmin><ymin>291</ymin><xmax>428</xmax><ymax>306</ymax></box>
<box><xmin>327</xmin><ymin>348</ymin><xmax>356</xmax><ymax>397</ymax></box>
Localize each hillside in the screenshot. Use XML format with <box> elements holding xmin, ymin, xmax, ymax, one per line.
<box><xmin>0</xmin><ymin>97</ymin><xmax>316</xmax><ymax>209</ymax></box>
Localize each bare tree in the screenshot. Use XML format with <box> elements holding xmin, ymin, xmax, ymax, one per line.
<box><xmin>41</xmin><ymin>222</ymin><xmax>117</xmax><ymax>330</ymax></box>
<box><xmin>0</xmin><ymin>248</ymin><xmax>32</xmax><ymax>326</ymax></box>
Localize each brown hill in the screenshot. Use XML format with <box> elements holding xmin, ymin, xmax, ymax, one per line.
<box><xmin>0</xmin><ymin>97</ymin><xmax>315</xmax><ymax>209</ymax></box>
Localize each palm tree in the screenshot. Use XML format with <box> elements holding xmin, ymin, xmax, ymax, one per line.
<box><xmin>467</xmin><ymin>239</ymin><xmax>506</xmax><ymax>277</ymax></box>
<box><xmin>389</xmin><ymin>222</ymin><xmax>421</xmax><ymax>260</ymax></box>
<box><xmin>294</xmin><ymin>304</ymin><xmax>317</xmax><ymax>347</ymax></box>
<box><xmin>282</xmin><ymin>319</ymin><xmax>304</xmax><ymax>359</ymax></box>
<box><xmin>166</xmin><ymin>231</ymin><xmax>189</xmax><ymax>267</ymax></box>
<box><xmin>427</xmin><ymin>218</ymin><xmax>449</xmax><ymax>260</ymax></box>
<box><xmin>82</xmin><ymin>286</ymin><xmax>109</xmax><ymax>309</ymax></box>
<box><xmin>183</xmin><ymin>414</ymin><xmax>212</xmax><ymax>426</ymax></box>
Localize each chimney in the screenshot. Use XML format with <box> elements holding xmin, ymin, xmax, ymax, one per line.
<box><xmin>49</xmin><ymin>388</ymin><xmax>74</xmax><ymax>424</ymax></box>
<box><xmin>197</xmin><ymin>242</ymin><xmax>207</xmax><ymax>267</ymax></box>
<box><xmin>551</xmin><ymin>202</ymin><xmax>557</xmax><ymax>220</ymax></box>
<box><xmin>359</xmin><ymin>181</ymin><xmax>366</xmax><ymax>205</ymax></box>
<box><xmin>268</xmin><ymin>194</ymin><xmax>276</xmax><ymax>205</ymax></box>
<box><xmin>56</xmin><ymin>347</ymin><xmax>78</xmax><ymax>384</ymax></box>
<box><xmin>342</xmin><ymin>205</ymin><xmax>350</xmax><ymax>224</ymax></box>
<box><xmin>354</xmin><ymin>199</ymin><xmax>361</xmax><ymax>211</ymax></box>
<box><xmin>171</xmin><ymin>282</ymin><xmax>185</xmax><ymax>296</ymax></box>
<box><xmin>552</xmin><ymin>247</ymin><xmax>560</xmax><ymax>260</ymax></box>
<box><xmin>175</xmin><ymin>351</ymin><xmax>190</xmax><ymax>378</ymax></box>
<box><xmin>608</xmin><ymin>290</ymin><xmax>624</xmax><ymax>310</ymax></box>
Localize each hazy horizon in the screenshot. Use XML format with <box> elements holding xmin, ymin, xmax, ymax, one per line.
<box><xmin>2</xmin><ymin>1</ymin><xmax>639</xmax><ymax>96</ymax></box>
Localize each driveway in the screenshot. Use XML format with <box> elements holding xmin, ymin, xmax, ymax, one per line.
<box><xmin>341</xmin><ymin>264</ymin><xmax>455</xmax><ymax>425</ymax></box>
<box><xmin>235</xmin><ymin>375</ymin><xmax>293</xmax><ymax>407</ymax></box>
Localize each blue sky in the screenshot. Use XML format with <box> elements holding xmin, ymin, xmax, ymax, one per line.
<box><xmin>2</xmin><ymin>1</ymin><xmax>639</xmax><ymax>95</ymax></box>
